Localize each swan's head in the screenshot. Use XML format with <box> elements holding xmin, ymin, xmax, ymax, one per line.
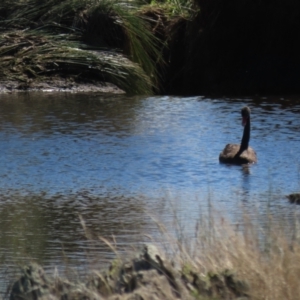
<box><xmin>241</xmin><ymin>106</ymin><xmax>251</xmax><ymax>126</ymax></box>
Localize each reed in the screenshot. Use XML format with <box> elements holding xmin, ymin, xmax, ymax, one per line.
<box><xmin>151</xmin><ymin>204</ymin><xmax>300</xmax><ymax>300</ymax></box>
<box><xmin>58</xmin><ymin>206</ymin><xmax>300</xmax><ymax>299</ymax></box>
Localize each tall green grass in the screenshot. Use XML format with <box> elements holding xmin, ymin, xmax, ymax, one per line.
<box><xmin>149</xmin><ymin>0</ymin><xmax>197</xmax><ymax>19</ymax></box>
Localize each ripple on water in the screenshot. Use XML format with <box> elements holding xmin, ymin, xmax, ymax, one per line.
<box><xmin>0</xmin><ymin>93</ymin><xmax>300</xmax><ymax>291</ymax></box>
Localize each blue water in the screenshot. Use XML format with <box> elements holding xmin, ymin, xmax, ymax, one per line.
<box><xmin>0</xmin><ymin>92</ymin><xmax>300</xmax><ymax>289</ymax></box>
<box><xmin>1</xmin><ymin>94</ymin><xmax>299</xmax><ymax>202</ymax></box>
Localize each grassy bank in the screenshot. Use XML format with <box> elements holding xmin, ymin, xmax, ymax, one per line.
<box><xmin>0</xmin><ymin>0</ymin><xmax>159</xmax><ymax>94</ymax></box>
<box><xmin>7</xmin><ymin>205</ymin><xmax>300</xmax><ymax>300</ymax></box>
<box><xmin>0</xmin><ymin>0</ymin><xmax>195</xmax><ymax>95</ymax></box>
<box><xmin>1</xmin><ymin>0</ymin><xmax>300</xmax><ymax>95</ymax></box>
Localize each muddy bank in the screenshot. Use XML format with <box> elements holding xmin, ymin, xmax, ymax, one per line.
<box><xmin>8</xmin><ymin>244</ymin><xmax>249</xmax><ymax>300</ymax></box>
<box><xmin>0</xmin><ymin>79</ymin><xmax>124</xmax><ymax>94</ymax></box>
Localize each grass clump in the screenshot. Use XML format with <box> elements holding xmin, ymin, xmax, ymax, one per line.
<box><xmin>0</xmin><ymin>30</ymin><xmax>153</xmax><ymax>94</ymax></box>
<box><xmin>79</xmin><ymin>0</ymin><xmax>163</xmax><ymax>88</ymax></box>
<box><xmin>159</xmin><ymin>209</ymin><xmax>300</xmax><ymax>300</ymax></box>
<box><xmin>0</xmin><ymin>0</ymin><xmax>203</xmax><ymax>95</ymax></box>
<box><xmin>0</xmin><ymin>0</ymin><xmax>171</xmax><ymax>94</ymax></box>
<box><xmin>148</xmin><ymin>0</ymin><xmax>197</xmax><ymax>20</ymax></box>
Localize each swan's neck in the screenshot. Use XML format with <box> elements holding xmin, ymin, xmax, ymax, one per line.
<box><xmin>240</xmin><ymin>117</ymin><xmax>250</xmax><ymax>150</ymax></box>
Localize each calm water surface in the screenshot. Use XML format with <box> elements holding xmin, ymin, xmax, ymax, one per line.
<box><xmin>0</xmin><ymin>92</ymin><xmax>300</xmax><ymax>289</ymax></box>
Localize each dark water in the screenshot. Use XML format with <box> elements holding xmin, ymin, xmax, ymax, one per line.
<box><xmin>0</xmin><ymin>92</ymin><xmax>300</xmax><ymax>289</ymax></box>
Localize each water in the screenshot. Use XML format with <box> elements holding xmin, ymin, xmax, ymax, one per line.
<box><xmin>0</xmin><ymin>92</ymin><xmax>300</xmax><ymax>289</ymax></box>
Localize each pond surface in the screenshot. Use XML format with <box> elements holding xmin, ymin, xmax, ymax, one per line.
<box><xmin>0</xmin><ymin>92</ymin><xmax>300</xmax><ymax>290</ymax></box>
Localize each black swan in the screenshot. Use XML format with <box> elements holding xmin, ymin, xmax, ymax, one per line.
<box><xmin>219</xmin><ymin>106</ymin><xmax>257</xmax><ymax>164</ymax></box>
<box><xmin>286</xmin><ymin>193</ymin><xmax>300</xmax><ymax>204</ymax></box>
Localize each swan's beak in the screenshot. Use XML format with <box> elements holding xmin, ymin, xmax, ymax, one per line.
<box><xmin>242</xmin><ymin>116</ymin><xmax>247</xmax><ymax>126</ymax></box>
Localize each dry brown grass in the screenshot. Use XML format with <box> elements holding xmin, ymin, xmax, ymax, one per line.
<box><xmin>8</xmin><ymin>198</ymin><xmax>300</xmax><ymax>300</ymax></box>
<box><xmin>153</xmin><ymin>207</ymin><xmax>300</xmax><ymax>300</ymax></box>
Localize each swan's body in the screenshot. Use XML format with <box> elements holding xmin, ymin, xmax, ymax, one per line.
<box><xmin>219</xmin><ymin>106</ymin><xmax>257</xmax><ymax>164</ymax></box>
<box><xmin>219</xmin><ymin>144</ymin><xmax>257</xmax><ymax>164</ymax></box>
<box><xmin>286</xmin><ymin>193</ymin><xmax>300</xmax><ymax>204</ymax></box>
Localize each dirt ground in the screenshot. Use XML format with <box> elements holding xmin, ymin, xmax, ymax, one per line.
<box><xmin>0</xmin><ymin>79</ymin><xmax>125</xmax><ymax>94</ymax></box>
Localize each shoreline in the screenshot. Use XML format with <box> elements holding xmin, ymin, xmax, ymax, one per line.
<box><xmin>0</xmin><ymin>79</ymin><xmax>125</xmax><ymax>94</ymax></box>
<box><xmin>8</xmin><ymin>244</ymin><xmax>249</xmax><ymax>300</ymax></box>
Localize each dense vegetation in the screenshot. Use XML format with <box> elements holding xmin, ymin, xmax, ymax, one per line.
<box><xmin>0</xmin><ymin>0</ymin><xmax>169</xmax><ymax>94</ymax></box>
<box><xmin>1</xmin><ymin>0</ymin><xmax>300</xmax><ymax>95</ymax></box>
